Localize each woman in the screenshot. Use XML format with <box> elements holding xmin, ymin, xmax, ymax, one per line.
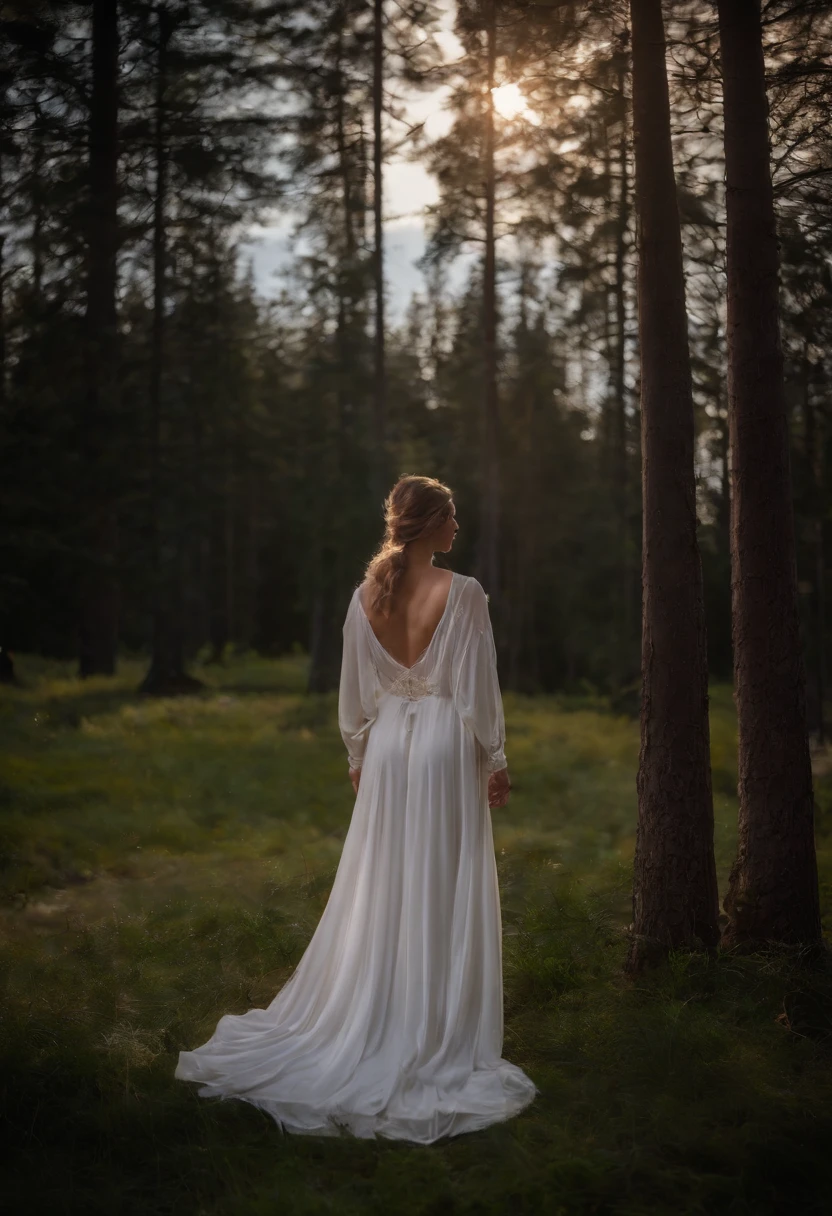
<box><xmin>175</xmin><ymin>475</ymin><xmax>539</xmax><ymax>1142</ymax></box>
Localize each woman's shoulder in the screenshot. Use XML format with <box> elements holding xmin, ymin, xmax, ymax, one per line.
<box><xmin>454</xmin><ymin>573</ymin><xmax>487</xmax><ymax>599</ymax></box>
<box><xmin>344</xmin><ymin>581</ymin><xmax>366</xmax><ymax>625</ymax></box>
<box><xmin>451</xmin><ymin>574</ymin><xmax>490</xmax><ymax>620</ymax></box>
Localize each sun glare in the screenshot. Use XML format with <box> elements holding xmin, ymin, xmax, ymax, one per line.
<box><xmin>491</xmin><ymin>82</ymin><xmax>530</xmax><ymax>121</ymax></box>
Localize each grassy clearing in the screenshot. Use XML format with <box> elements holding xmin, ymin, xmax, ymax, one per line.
<box><xmin>2</xmin><ymin>656</ymin><xmax>832</xmax><ymax>1215</ymax></box>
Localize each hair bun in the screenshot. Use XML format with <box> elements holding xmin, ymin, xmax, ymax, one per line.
<box><xmin>364</xmin><ymin>476</ymin><xmax>453</xmax><ymax>615</ymax></box>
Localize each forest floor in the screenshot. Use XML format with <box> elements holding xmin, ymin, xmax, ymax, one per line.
<box><xmin>2</xmin><ymin>655</ymin><xmax>832</xmax><ymax>1215</ymax></box>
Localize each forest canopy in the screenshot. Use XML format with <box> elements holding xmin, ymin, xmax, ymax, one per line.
<box><xmin>1</xmin><ymin>0</ymin><xmax>830</xmax><ymax>705</ymax></box>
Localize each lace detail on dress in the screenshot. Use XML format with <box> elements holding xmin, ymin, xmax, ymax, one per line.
<box><xmin>388</xmin><ymin>670</ymin><xmax>438</xmax><ymax>700</ymax></box>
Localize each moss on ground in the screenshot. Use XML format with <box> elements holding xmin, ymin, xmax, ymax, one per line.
<box><xmin>2</xmin><ymin>655</ymin><xmax>831</xmax><ymax>1214</ymax></box>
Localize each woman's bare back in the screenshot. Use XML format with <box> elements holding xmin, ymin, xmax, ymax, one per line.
<box><xmin>360</xmin><ymin>568</ymin><xmax>454</xmax><ymax>669</ymax></box>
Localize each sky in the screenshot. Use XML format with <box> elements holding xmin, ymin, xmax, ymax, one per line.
<box><xmin>241</xmin><ymin>15</ymin><xmax>465</xmax><ymax>325</ymax></box>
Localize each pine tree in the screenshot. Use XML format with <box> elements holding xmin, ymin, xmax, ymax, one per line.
<box><xmin>125</xmin><ymin>0</ymin><xmax>283</xmax><ymax>693</ymax></box>
<box><xmin>717</xmin><ymin>0</ymin><xmax>822</xmax><ymax>951</ymax></box>
<box><xmin>626</xmin><ymin>0</ymin><xmax>719</xmax><ymax>971</ymax></box>
<box><xmin>77</xmin><ymin>0</ymin><xmax>120</xmax><ymax>678</ymax></box>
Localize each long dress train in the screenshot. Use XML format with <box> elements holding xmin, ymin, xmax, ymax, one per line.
<box><xmin>175</xmin><ymin>571</ymin><xmax>539</xmax><ymax>1143</ymax></box>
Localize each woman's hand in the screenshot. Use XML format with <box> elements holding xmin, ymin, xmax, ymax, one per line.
<box><xmin>349</xmin><ymin>767</ymin><xmax>361</xmax><ymax>795</ymax></box>
<box><xmin>488</xmin><ymin>766</ymin><xmax>511</xmax><ymax>809</ymax></box>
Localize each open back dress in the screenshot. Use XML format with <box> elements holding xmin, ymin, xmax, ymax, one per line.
<box><xmin>175</xmin><ymin>571</ymin><xmax>539</xmax><ymax>1143</ymax></box>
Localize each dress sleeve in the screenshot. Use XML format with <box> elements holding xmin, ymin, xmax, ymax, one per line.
<box><xmin>338</xmin><ymin>589</ymin><xmax>375</xmax><ymax>771</ymax></box>
<box><xmin>451</xmin><ymin>578</ymin><xmax>507</xmax><ymax>773</ymax></box>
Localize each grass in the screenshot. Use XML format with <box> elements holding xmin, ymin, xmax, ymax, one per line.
<box><xmin>2</xmin><ymin>655</ymin><xmax>832</xmax><ymax>1215</ymax></box>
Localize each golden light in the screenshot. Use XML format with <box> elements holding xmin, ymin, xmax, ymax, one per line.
<box><xmin>491</xmin><ymin>82</ymin><xmax>530</xmax><ymax>121</ymax></box>
<box><xmin>565</xmin><ymin>94</ymin><xmax>591</xmax><ymax>113</ymax></box>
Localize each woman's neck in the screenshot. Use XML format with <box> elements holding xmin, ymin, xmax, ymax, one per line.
<box><xmin>402</xmin><ymin>542</ymin><xmax>436</xmax><ymax>578</ymax></box>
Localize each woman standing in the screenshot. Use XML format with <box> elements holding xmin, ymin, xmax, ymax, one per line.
<box><xmin>176</xmin><ymin>475</ymin><xmax>539</xmax><ymax>1142</ymax></box>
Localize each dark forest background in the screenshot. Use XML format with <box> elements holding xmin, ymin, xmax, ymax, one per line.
<box><xmin>2</xmin><ymin>0</ymin><xmax>830</xmax><ymax>711</ymax></box>
<box><xmin>3</xmin><ymin>6</ymin><xmax>832</xmax><ymax>1206</ymax></box>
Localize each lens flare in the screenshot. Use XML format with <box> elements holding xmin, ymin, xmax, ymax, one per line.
<box><xmin>491</xmin><ymin>82</ymin><xmax>530</xmax><ymax>121</ymax></box>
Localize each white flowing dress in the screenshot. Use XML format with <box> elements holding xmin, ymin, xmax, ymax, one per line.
<box><xmin>175</xmin><ymin>571</ymin><xmax>539</xmax><ymax>1143</ymax></box>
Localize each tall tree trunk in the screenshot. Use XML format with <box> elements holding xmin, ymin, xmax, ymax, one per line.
<box><xmin>717</xmin><ymin>0</ymin><xmax>821</xmax><ymax>951</ymax></box>
<box><xmin>240</xmin><ymin>477</ymin><xmax>259</xmax><ymax>652</ymax></box>
<box><xmin>803</xmin><ymin>352</ymin><xmax>825</xmax><ymax>742</ymax></box>
<box><xmin>507</xmin><ymin>265</ymin><xmax>531</xmax><ymax>691</ymax></box>
<box><xmin>0</xmin><ymin>125</ymin><xmax>6</xmax><ymax>413</ymax></box>
<box><xmin>478</xmin><ymin>0</ymin><xmax>500</xmax><ymax>604</ymax></box>
<box><xmin>813</xmin><ymin>492</ymin><xmax>826</xmax><ymax>745</ymax></box>
<box><xmin>613</xmin><ymin>50</ymin><xmax>633</xmax><ymax>685</ymax></box>
<box><xmin>718</xmin><ymin>394</ymin><xmax>730</xmax><ymax>547</ymax></box>
<box><xmin>807</xmin><ymin>355</ymin><xmax>827</xmax><ymax>744</ymax></box>
<box><xmin>372</xmin><ymin>0</ymin><xmax>387</xmax><ymax>501</ymax></box>
<box><xmin>0</xmin><ymin>232</ymin><xmax>5</xmax><ymax>416</ymax></box>
<box><xmin>307</xmin><ymin>534</ymin><xmax>345</xmax><ymax>693</ymax></box>
<box><xmin>334</xmin><ymin>12</ymin><xmax>356</xmax><ymax>431</ymax></box>
<box><xmin>307</xmin><ymin>12</ymin><xmax>352</xmax><ymax>694</ymax></box>
<box><xmin>78</xmin><ymin>0</ymin><xmax>120</xmax><ymax>677</ymax></box>
<box><xmin>605</xmin><ymin>46</ymin><xmax>634</xmax><ymax>689</ymax></box>
<box><xmin>32</xmin><ymin>123</ymin><xmax>45</xmax><ymax>304</ymax></box>
<box><xmin>625</xmin><ymin>0</ymin><xmax>719</xmax><ymax>972</ymax></box>
<box><xmin>601</xmin><ymin>121</ymin><xmax>618</xmax><ymax>485</ymax></box>
<box><xmin>141</xmin><ymin>8</ymin><xmax>200</xmax><ymax>696</ymax></box>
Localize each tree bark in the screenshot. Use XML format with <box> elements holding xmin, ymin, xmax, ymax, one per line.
<box><xmin>802</xmin><ymin>360</ymin><xmax>825</xmax><ymax>744</ymax></box>
<box><xmin>0</xmin><ymin>232</ymin><xmax>6</xmax><ymax>416</ymax></box>
<box><xmin>306</xmin><ymin>10</ymin><xmax>352</xmax><ymax>695</ymax></box>
<box><xmin>718</xmin><ymin>392</ymin><xmax>730</xmax><ymax>547</ymax></box>
<box><xmin>478</xmin><ymin>0</ymin><xmax>500</xmax><ymax>605</ymax></box>
<box><xmin>78</xmin><ymin>0</ymin><xmax>120</xmax><ymax>677</ymax></box>
<box><xmin>140</xmin><ymin>7</ymin><xmax>201</xmax><ymax>696</ymax></box>
<box><xmin>32</xmin><ymin>123</ymin><xmax>45</xmax><ymax>304</ymax></box>
<box><xmin>612</xmin><ymin>55</ymin><xmax>629</xmax><ymax>522</ymax></box>
<box><xmin>718</xmin><ymin>0</ymin><xmax>820</xmax><ymax>951</ymax></box>
<box><xmin>0</xmin><ymin>114</ymin><xmax>6</xmax><ymax>412</ymax></box>
<box><xmin>372</xmin><ymin>0</ymin><xmax>387</xmax><ymax>502</ymax></box>
<box><xmin>625</xmin><ymin>0</ymin><xmax>719</xmax><ymax>972</ymax></box>
<box><xmin>612</xmin><ymin>48</ymin><xmax>633</xmax><ymax>687</ymax></box>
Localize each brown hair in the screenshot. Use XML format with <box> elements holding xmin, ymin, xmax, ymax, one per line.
<box><xmin>364</xmin><ymin>475</ymin><xmax>454</xmax><ymax>616</ymax></box>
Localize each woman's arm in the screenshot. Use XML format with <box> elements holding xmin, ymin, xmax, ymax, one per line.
<box><xmin>451</xmin><ymin>579</ymin><xmax>509</xmax><ymax>789</ymax></box>
<box><xmin>338</xmin><ymin>594</ymin><xmax>372</xmax><ymax>778</ymax></box>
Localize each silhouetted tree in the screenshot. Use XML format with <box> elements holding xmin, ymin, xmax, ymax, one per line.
<box><xmin>77</xmin><ymin>0</ymin><xmax>121</xmax><ymax>678</ymax></box>
<box><xmin>626</xmin><ymin>0</ymin><xmax>719</xmax><ymax>972</ymax></box>
<box><xmin>717</xmin><ymin>0</ymin><xmax>821</xmax><ymax>951</ymax></box>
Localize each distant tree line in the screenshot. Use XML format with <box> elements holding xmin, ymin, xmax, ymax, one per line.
<box><xmin>2</xmin><ymin>0</ymin><xmax>831</xmax><ymax>962</ymax></box>
<box><xmin>0</xmin><ymin>0</ymin><xmax>830</xmax><ymax>711</ymax></box>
